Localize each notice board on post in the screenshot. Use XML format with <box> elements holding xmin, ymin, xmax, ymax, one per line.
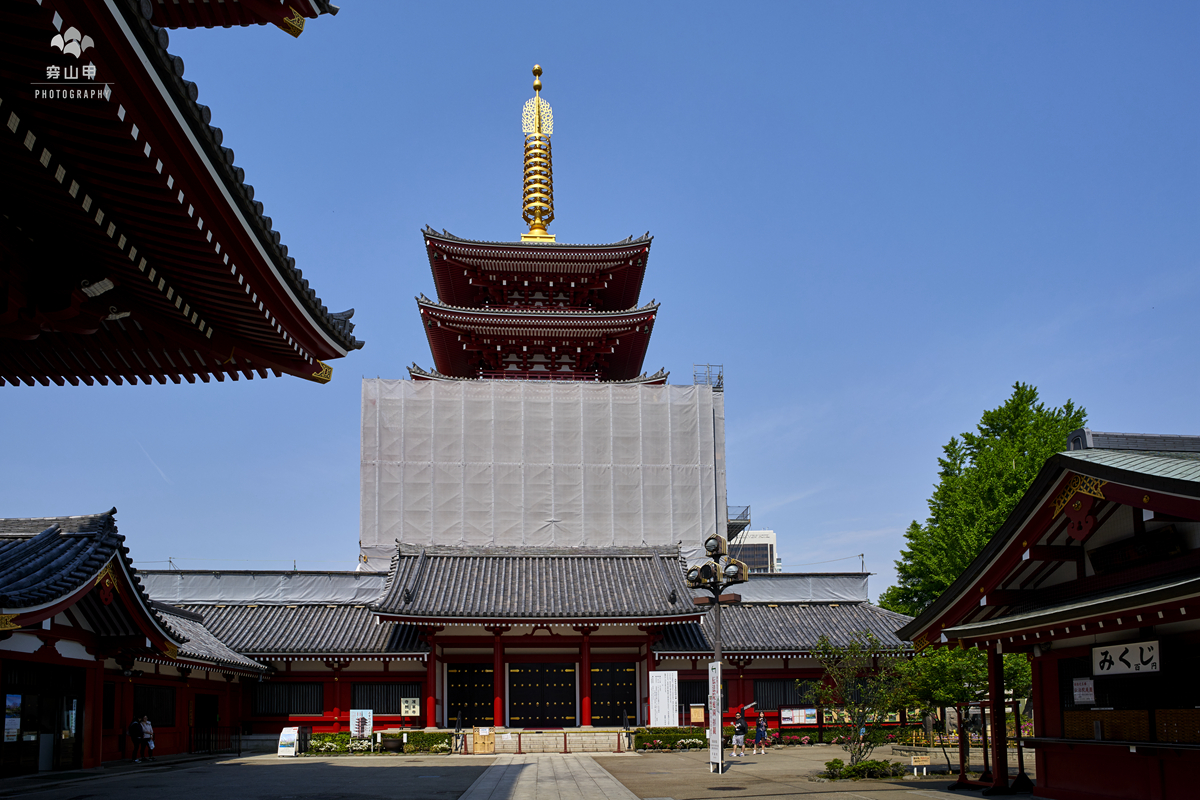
<box><xmin>649</xmin><ymin>671</ymin><xmax>679</xmax><ymax>728</ymax></box>
<box><xmin>708</xmin><ymin>662</ymin><xmax>722</xmax><ymax>770</ymax></box>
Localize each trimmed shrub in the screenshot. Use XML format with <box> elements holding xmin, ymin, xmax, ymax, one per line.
<box><xmin>307</xmin><ymin>731</ymin><xmax>453</xmax><ymax>755</ymax></box>
<box><xmin>822</xmin><ymin>758</ymin><xmax>905</xmax><ymax>780</ymax></box>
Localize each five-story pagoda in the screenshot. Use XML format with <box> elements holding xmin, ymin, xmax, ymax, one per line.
<box><xmin>410</xmin><ymin>67</ymin><xmax>666</xmax><ymax>384</ymax></box>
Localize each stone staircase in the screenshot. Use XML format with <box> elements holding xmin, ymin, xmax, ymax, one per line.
<box><xmin>476</xmin><ymin>729</ymin><xmax>629</xmax><ymax>754</ymax></box>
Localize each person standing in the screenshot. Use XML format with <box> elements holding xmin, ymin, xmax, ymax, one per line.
<box><xmin>753</xmin><ymin>712</ymin><xmax>768</xmax><ymax>754</ymax></box>
<box><xmin>140</xmin><ymin>715</ymin><xmax>156</xmax><ymax>761</ymax></box>
<box><xmin>732</xmin><ymin>712</ymin><xmax>748</xmax><ymax>757</ymax></box>
<box><xmin>127</xmin><ymin>716</ymin><xmax>147</xmax><ymax>763</ymax></box>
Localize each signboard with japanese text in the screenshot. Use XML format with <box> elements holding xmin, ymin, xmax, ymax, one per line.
<box><xmin>649</xmin><ymin>671</ymin><xmax>679</xmax><ymax>727</ymax></box>
<box><xmin>1072</xmin><ymin>679</ymin><xmax>1095</xmax><ymax>705</ymax></box>
<box><xmin>708</xmin><ymin>662</ymin><xmax>722</xmax><ymax>768</ymax></box>
<box><xmin>1092</xmin><ymin>640</ymin><xmax>1159</xmax><ymax>676</ymax></box>
<box><xmin>401</xmin><ymin>697</ymin><xmax>420</xmax><ymax>717</ymax></box>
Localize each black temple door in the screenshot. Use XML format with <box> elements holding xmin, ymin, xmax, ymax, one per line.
<box><xmin>590</xmin><ymin>662</ymin><xmax>637</xmax><ymax>727</ymax></box>
<box><xmin>447</xmin><ymin>664</ymin><xmax>494</xmax><ymax>728</ymax></box>
<box><xmin>508</xmin><ymin>663</ymin><xmax>576</xmax><ymax>727</ymax></box>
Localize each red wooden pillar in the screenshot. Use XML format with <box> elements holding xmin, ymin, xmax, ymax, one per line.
<box><xmin>986</xmin><ymin>646</ymin><xmax>1009</xmax><ymax>791</ymax></box>
<box><xmin>484</xmin><ymin>626</ymin><xmax>509</xmax><ymax>728</ymax></box>
<box><xmin>575</xmin><ymin>627</ymin><xmax>597</xmax><ymax>727</ymax></box>
<box><xmin>426</xmin><ymin>641</ymin><xmax>438</xmax><ymax>729</ymax></box>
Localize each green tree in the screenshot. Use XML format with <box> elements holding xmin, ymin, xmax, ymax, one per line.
<box><xmin>807</xmin><ymin>633</ymin><xmax>906</xmax><ymax>765</ymax></box>
<box><xmin>880</xmin><ymin>382</ymin><xmax>1086</xmax><ymax>617</ymax></box>
<box><xmin>897</xmin><ymin>648</ymin><xmax>1031</xmax><ymax>769</ymax></box>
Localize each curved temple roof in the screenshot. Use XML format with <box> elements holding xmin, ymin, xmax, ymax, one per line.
<box><xmin>0</xmin><ymin>510</ymin><xmax>264</xmax><ymax>673</ymax></box>
<box><xmin>374</xmin><ymin>544</ymin><xmax>700</xmax><ymax>624</ymax></box>
<box><xmin>417</xmin><ymin>297</ymin><xmax>658</xmax><ymax>381</ymax></box>
<box><xmin>657</xmin><ymin>603</ymin><xmax>913</xmax><ymax>655</ymax></box>
<box><xmin>423</xmin><ymin>228</ymin><xmax>652</xmax><ymax>311</ymax></box>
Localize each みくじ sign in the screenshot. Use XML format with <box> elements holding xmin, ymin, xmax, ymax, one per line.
<box><xmin>1092</xmin><ymin>640</ymin><xmax>1159</xmax><ymax>676</ymax></box>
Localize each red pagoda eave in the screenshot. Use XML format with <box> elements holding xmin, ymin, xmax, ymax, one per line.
<box><xmin>0</xmin><ymin>0</ymin><xmax>362</xmax><ymax>385</ymax></box>
<box><xmin>417</xmin><ymin>297</ymin><xmax>657</xmax><ymax>381</ymax></box>
<box><xmin>424</xmin><ymin>228</ymin><xmax>651</xmax><ymax>311</ymax></box>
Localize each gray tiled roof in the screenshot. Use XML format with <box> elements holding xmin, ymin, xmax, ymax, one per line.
<box><xmin>374</xmin><ymin>545</ymin><xmax>697</xmax><ymax>621</ymax></box>
<box><xmin>153</xmin><ymin>604</ymin><xmax>266</xmax><ymax>671</ymax></box>
<box><xmin>178</xmin><ymin>604</ymin><xmax>427</xmax><ymax>657</ymax></box>
<box><xmin>0</xmin><ymin>511</ymin><xmax>265</xmax><ymax>672</ymax></box>
<box><xmin>656</xmin><ymin>603</ymin><xmax>913</xmax><ymax>654</ymax></box>
<box><xmin>1062</xmin><ymin>449</ymin><xmax>1200</xmax><ymax>480</ymax></box>
<box><xmin>0</xmin><ymin>510</ymin><xmax>122</xmax><ymax>607</ymax></box>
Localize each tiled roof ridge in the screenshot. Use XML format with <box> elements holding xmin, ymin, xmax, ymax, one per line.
<box><xmin>1066</xmin><ymin>428</ymin><xmax>1200</xmax><ymax>453</ymax></box>
<box><xmin>417</xmin><ymin>295</ymin><xmax>659</xmax><ymax>317</ymax></box>
<box><xmin>138</xmin><ymin>569</ymin><xmax>366</xmax><ymax>577</ymax></box>
<box><xmin>150</xmin><ymin>600</ymin><xmax>205</xmax><ymax>622</ymax></box>
<box><xmin>393</xmin><ymin>543</ymin><xmax>682</xmax><ymax>557</ymax></box>
<box><xmin>0</xmin><ymin>508</ymin><xmax>118</xmax><ymax>527</ymax></box>
<box><xmin>424</xmin><ymin>226</ymin><xmax>653</xmax><ymax>249</ymax></box>
<box><xmin>117</xmin><ymin>0</ymin><xmax>363</xmax><ymax>352</ymax></box>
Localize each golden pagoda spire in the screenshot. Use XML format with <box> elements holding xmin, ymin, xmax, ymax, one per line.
<box><xmin>521</xmin><ymin>65</ymin><xmax>555</xmax><ymax>242</ymax></box>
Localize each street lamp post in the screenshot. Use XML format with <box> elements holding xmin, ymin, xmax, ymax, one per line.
<box><xmin>685</xmin><ymin>534</ymin><xmax>748</xmax><ymax>773</ymax></box>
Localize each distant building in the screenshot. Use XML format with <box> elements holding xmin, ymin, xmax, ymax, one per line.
<box><xmin>732</xmin><ymin>529</ymin><xmax>781</xmax><ymax>573</ymax></box>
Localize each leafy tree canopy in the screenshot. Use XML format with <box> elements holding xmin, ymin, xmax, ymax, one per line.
<box><xmin>879</xmin><ymin>382</ymin><xmax>1086</xmax><ymax>617</ymax></box>
<box><xmin>807</xmin><ymin>633</ymin><xmax>907</xmax><ymax>765</ymax></box>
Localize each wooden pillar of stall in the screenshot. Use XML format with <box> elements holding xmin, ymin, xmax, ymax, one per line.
<box><xmin>83</xmin><ymin>658</ymin><xmax>104</xmax><ymax>767</ymax></box>
<box><xmin>986</xmin><ymin>646</ymin><xmax>1010</xmax><ymax>793</ymax></box>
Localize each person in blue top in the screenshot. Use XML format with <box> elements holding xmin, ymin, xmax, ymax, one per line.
<box><xmin>753</xmin><ymin>712</ymin><xmax>769</xmax><ymax>754</ymax></box>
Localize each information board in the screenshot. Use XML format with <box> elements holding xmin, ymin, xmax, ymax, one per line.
<box><xmin>779</xmin><ymin>707</ymin><xmax>817</xmax><ymax>726</ymax></box>
<box><xmin>649</xmin><ymin>671</ymin><xmax>679</xmax><ymax>728</ymax></box>
<box><xmin>4</xmin><ymin>695</ymin><xmax>19</xmax><ymax>743</ymax></box>
<box><xmin>350</xmin><ymin>709</ymin><xmax>374</xmax><ymax>738</ymax></box>
<box><xmin>1072</xmin><ymin>679</ymin><xmax>1095</xmax><ymax>705</ymax></box>
<box><xmin>277</xmin><ymin>727</ymin><xmax>299</xmax><ymax>757</ymax></box>
<box><xmin>401</xmin><ymin>697</ymin><xmax>420</xmax><ymax>717</ymax></box>
<box><xmin>708</xmin><ymin>662</ymin><xmax>722</xmax><ymax>770</ymax></box>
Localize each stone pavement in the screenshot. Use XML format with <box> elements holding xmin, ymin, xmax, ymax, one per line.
<box><xmin>459</xmin><ymin>754</ymin><xmax>641</xmax><ymax>800</ymax></box>
<box><xmin>0</xmin><ymin>747</ymin><xmax>1049</xmax><ymax>800</ymax></box>
<box><xmin>591</xmin><ymin>746</ymin><xmax>1049</xmax><ymax>800</ymax></box>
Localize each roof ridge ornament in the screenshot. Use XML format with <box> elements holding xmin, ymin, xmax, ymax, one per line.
<box><xmin>521</xmin><ymin>65</ymin><xmax>556</xmax><ymax>242</ymax></box>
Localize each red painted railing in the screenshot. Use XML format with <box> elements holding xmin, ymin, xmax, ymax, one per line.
<box><xmin>478</xmin><ymin>370</ymin><xmax>602</xmax><ymax>382</ymax></box>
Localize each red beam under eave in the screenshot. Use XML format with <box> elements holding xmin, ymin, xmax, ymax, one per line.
<box><xmin>958</xmin><ymin>599</ymin><xmax>1200</xmax><ymax>653</ymax></box>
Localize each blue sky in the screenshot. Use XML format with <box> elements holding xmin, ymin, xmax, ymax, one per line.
<box><xmin>4</xmin><ymin>2</ymin><xmax>1197</xmax><ymax>597</ymax></box>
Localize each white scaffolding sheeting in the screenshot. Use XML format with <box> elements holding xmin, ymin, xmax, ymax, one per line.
<box><xmin>139</xmin><ymin>571</ymin><xmax>387</xmax><ymax>605</ymax></box>
<box><xmin>360</xmin><ymin>380</ymin><xmax>727</xmax><ymax>570</ymax></box>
